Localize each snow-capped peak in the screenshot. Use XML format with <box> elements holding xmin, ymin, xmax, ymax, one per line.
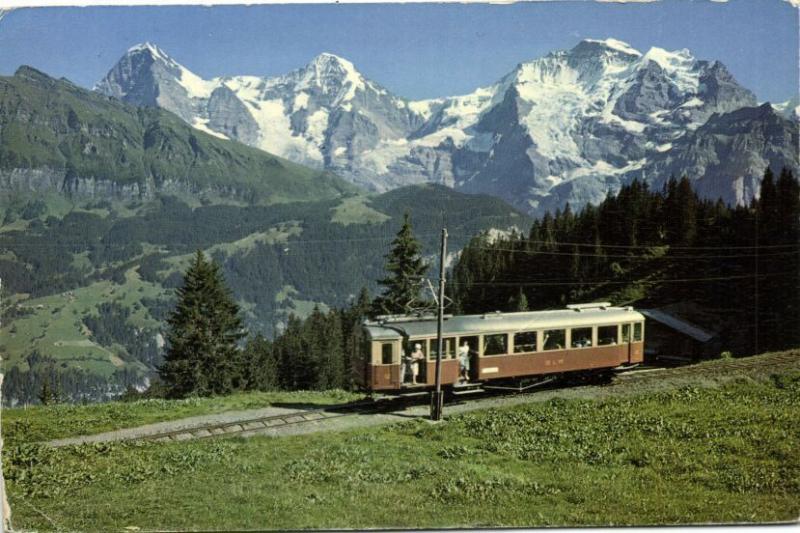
<box><xmin>308</xmin><ymin>52</ymin><xmax>357</xmax><ymax>71</ymax></box>
<box><xmin>127</xmin><ymin>42</ymin><xmax>170</xmax><ymax>62</ymax></box>
<box><xmin>639</xmin><ymin>46</ymin><xmax>699</xmax><ymax>94</ymax></box>
<box><xmin>641</xmin><ymin>46</ymin><xmax>694</xmax><ymax>69</ymax></box>
<box><xmin>284</xmin><ymin>52</ymin><xmax>374</xmax><ymax>106</ymax></box>
<box><xmin>297</xmin><ymin>52</ymin><xmax>366</xmax><ymax>101</ymax></box>
<box><xmin>773</xmin><ymin>95</ymin><xmax>800</xmax><ymax>120</ymax></box>
<box><xmin>582</xmin><ymin>38</ymin><xmax>642</xmax><ymax>57</ymax></box>
<box><xmin>96</xmin><ymin>38</ymin><xmax>773</xmax><ymax>216</ymax></box>
<box><xmin>117</xmin><ymin>42</ymin><xmax>218</xmax><ymax>99</ymax></box>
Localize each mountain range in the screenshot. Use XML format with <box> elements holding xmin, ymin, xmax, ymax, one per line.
<box><xmin>0</xmin><ymin>65</ymin><xmax>527</xmax><ymax>402</ymax></box>
<box><xmin>98</xmin><ymin>39</ymin><xmax>799</xmax><ymax>215</ymax></box>
<box><xmin>0</xmin><ymin>65</ymin><xmax>356</xmax><ymax>204</ymax></box>
<box><xmin>0</xmin><ymin>39</ymin><xmax>798</xmax><ymax>402</ymax></box>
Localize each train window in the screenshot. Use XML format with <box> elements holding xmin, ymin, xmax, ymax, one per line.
<box><xmin>571</xmin><ymin>327</ymin><xmax>593</xmax><ymax>348</ymax></box>
<box><xmin>543</xmin><ymin>329</ymin><xmax>566</xmax><ymax>351</ymax></box>
<box><xmin>430</xmin><ymin>337</ymin><xmax>456</xmax><ymax>360</ymax></box>
<box><xmin>483</xmin><ymin>334</ymin><xmax>508</xmax><ymax>356</ymax></box>
<box><xmin>381</xmin><ymin>343</ymin><xmax>394</xmax><ymax>365</ymax></box>
<box><xmin>514</xmin><ymin>331</ymin><xmax>538</xmax><ymax>353</ymax></box>
<box><xmin>597</xmin><ymin>325</ymin><xmax>617</xmax><ymax>345</ymax></box>
<box><xmin>634</xmin><ymin>322</ymin><xmax>643</xmax><ymax>342</ymax></box>
<box><xmin>622</xmin><ymin>324</ymin><xmax>631</xmax><ymax>342</ymax></box>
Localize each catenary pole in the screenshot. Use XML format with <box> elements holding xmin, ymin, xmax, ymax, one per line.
<box><xmin>431</xmin><ymin>228</ymin><xmax>447</xmax><ymax>421</ymax></box>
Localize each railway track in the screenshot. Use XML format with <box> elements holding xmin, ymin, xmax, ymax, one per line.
<box><xmin>134</xmin><ymin>399</ymin><xmax>387</xmax><ymax>444</ymax></box>
<box><xmin>132</xmin><ymin>375</ymin><xmax>608</xmax><ymax>444</ymax></box>
<box><xmin>48</xmin><ymin>350</ymin><xmax>799</xmax><ymax>447</ymax></box>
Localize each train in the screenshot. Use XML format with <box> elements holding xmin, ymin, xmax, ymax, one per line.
<box><xmin>354</xmin><ymin>302</ymin><xmax>644</xmax><ymax>393</ymax></box>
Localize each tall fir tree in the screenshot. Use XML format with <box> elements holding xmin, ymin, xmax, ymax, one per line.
<box><xmin>372</xmin><ymin>212</ymin><xmax>429</xmax><ymax>316</ymax></box>
<box><xmin>159</xmin><ymin>250</ymin><xmax>246</xmax><ymax>398</ymax></box>
<box><xmin>242</xmin><ymin>334</ymin><xmax>279</xmax><ymax>391</ymax></box>
<box><xmin>776</xmin><ymin>168</ymin><xmax>800</xmax><ymax>243</ymax></box>
<box><xmin>276</xmin><ymin>314</ymin><xmax>307</xmax><ymax>390</ymax></box>
<box><xmin>38</xmin><ymin>379</ymin><xmax>55</xmax><ymax>406</ymax></box>
<box><xmin>342</xmin><ymin>287</ymin><xmax>371</xmax><ymax>387</ymax></box>
<box><xmin>674</xmin><ymin>176</ymin><xmax>698</xmax><ymax>246</ymax></box>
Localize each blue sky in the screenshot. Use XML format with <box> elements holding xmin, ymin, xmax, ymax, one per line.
<box><xmin>0</xmin><ymin>1</ymin><xmax>797</xmax><ymax>103</ymax></box>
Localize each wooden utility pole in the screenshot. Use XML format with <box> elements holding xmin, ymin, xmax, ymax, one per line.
<box><xmin>431</xmin><ymin>229</ymin><xmax>447</xmax><ymax>421</ymax></box>
<box><xmin>754</xmin><ymin>206</ymin><xmax>759</xmax><ymax>355</ymax></box>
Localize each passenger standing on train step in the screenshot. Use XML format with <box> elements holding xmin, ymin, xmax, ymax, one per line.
<box><xmin>410</xmin><ymin>343</ymin><xmax>424</xmax><ymax>384</ymax></box>
<box><xmin>458</xmin><ymin>341</ymin><xmax>470</xmax><ymax>382</ymax></box>
<box><xmin>400</xmin><ymin>347</ymin><xmax>408</xmax><ymax>383</ymax></box>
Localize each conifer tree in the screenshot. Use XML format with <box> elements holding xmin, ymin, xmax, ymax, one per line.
<box><xmin>757</xmin><ymin>167</ymin><xmax>779</xmax><ymax>249</ymax></box>
<box><xmin>342</xmin><ymin>287</ymin><xmax>371</xmax><ymax>386</ymax></box>
<box><xmin>276</xmin><ymin>314</ymin><xmax>306</xmax><ymax>389</ymax></box>
<box><xmin>372</xmin><ymin>212</ymin><xmax>429</xmax><ymax>316</ymax></box>
<box><xmin>38</xmin><ymin>380</ymin><xmax>55</xmax><ymax>406</ymax></box>
<box><xmin>304</xmin><ymin>306</ymin><xmax>329</xmax><ymax>389</ymax></box>
<box><xmin>776</xmin><ymin>167</ymin><xmax>799</xmax><ymax>243</ymax></box>
<box><xmin>320</xmin><ymin>311</ymin><xmax>345</xmax><ymax>389</ymax></box>
<box><xmin>159</xmin><ymin>250</ymin><xmax>246</xmax><ymax>398</ymax></box>
<box><xmin>243</xmin><ymin>334</ymin><xmax>278</xmax><ymax>391</ymax></box>
<box><xmin>674</xmin><ymin>176</ymin><xmax>698</xmax><ymax>246</ymax></box>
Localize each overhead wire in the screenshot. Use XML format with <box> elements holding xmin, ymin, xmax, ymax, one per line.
<box><xmin>465</xmin><ymin>235</ymin><xmax>800</xmax><ymax>251</ymax></box>
<box><xmin>449</xmin><ymin>270</ymin><xmax>798</xmax><ymax>287</ymax></box>
<box><xmin>464</xmin><ymin>245</ymin><xmax>800</xmax><ymax>260</ymax></box>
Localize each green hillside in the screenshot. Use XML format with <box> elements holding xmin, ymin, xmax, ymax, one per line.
<box><xmin>6</xmin><ymin>360</ymin><xmax>799</xmax><ymax>529</ymax></box>
<box><xmin>0</xmin><ymin>66</ymin><xmax>356</xmax><ymax>203</ymax></box>
<box><xmin>0</xmin><ymin>185</ymin><xmax>527</xmax><ymax>403</ymax></box>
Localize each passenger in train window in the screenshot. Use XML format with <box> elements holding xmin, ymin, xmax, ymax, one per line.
<box><xmin>597</xmin><ymin>325</ymin><xmax>617</xmax><ymax>346</ymax></box>
<box><xmin>458</xmin><ymin>340</ymin><xmax>470</xmax><ymax>382</ymax></box>
<box><xmin>409</xmin><ymin>343</ymin><xmax>425</xmax><ymax>384</ymax></box>
<box><xmin>571</xmin><ymin>327</ymin><xmax>592</xmax><ymax>348</ymax></box>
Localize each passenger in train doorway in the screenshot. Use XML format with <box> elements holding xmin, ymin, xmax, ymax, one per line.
<box><xmin>400</xmin><ymin>347</ymin><xmax>408</xmax><ymax>383</ymax></box>
<box><xmin>458</xmin><ymin>340</ymin><xmax>470</xmax><ymax>383</ymax></box>
<box><xmin>409</xmin><ymin>343</ymin><xmax>425</xmax><ymax>384</ymax></box>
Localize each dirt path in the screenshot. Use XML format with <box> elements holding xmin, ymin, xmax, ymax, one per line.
<box><xmin>46</xmin><ymin>350</ymin><xmax>799</xmax><ymax>447</ymax></box>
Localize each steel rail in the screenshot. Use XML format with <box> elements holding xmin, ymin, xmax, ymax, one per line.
<box><xmin>136</xmin><ymin>399</ymin><xmax>383</xmax><ymax>443</ymax></box>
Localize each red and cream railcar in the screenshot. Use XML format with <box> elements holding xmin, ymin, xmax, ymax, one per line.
<box><xmin>355</xmin><ymin>303</ymin><xmax>644</xmax><ymax>392</ymax></box>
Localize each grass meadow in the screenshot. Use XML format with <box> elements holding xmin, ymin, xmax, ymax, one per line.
<box><xmin>5</xmin><ymin>369</ymin><xmax>799</xmax><ymax>530</ymax></box>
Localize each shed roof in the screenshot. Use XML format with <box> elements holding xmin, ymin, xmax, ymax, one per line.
<box><xmin>640</xmin><ymin>309</ymin><xmax>715</xmax><ymax>343</ymax></box>
<box><xmin>363</xmin><ymin>305</ymin><xmax>645</xmax><ymax>341</ymax></box>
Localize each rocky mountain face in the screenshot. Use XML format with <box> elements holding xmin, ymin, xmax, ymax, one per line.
<box><xmin>645</xmin><ymin>103</ymin><xmax>800</xmax><ymax>205</ymax></box>
<box><xmin>97</xmin><ymin>40</ymin><xmax>798</xmax><ymax>215</ymax></box>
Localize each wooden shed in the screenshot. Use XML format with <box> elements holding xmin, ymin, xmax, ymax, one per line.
<box><xmin>640</xmin><ymin>308</ymin><xmax>719</xmax><ymax>363</ymax></box>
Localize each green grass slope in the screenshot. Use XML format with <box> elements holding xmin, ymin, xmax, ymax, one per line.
<box><xmin>6</xmin><ymin>361</ymin><xmax>799</xmax><ymax>530</ymax></box>
<box><xmin>0</xmin><ymin>66</ymin><xmax>356</xmax><ymax>203</ymax></box>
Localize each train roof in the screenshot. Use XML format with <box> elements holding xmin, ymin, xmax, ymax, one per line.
<box><xmin>363</xmin><ymin>304</ymin><xmax>645</xmax><ymax>341</ymax></box>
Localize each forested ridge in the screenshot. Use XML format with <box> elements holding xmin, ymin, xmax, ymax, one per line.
<box><xmin>449</xmin><ymin>168</ymin><xmax>800</xmax><ymax>356</ymax></box>
<box><xmin>223</xmin><ymin>168</ymin><xmax>800</xmax><ymax>397</ymax></box>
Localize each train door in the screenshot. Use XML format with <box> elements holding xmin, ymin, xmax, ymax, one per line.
<box><xmin>458</xmin><ymin>336</ymin><xmax>480</xmax><ymax>381</ymax></box>
<box><xmin>375</xmin><ymin>340</ymin><xmax>402</xmax><ymax>388</ymax></box>
<box><xmin>621</xmin><ymin>323</ymin><xmax>632</xmax><ymax>362</ymax></box>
